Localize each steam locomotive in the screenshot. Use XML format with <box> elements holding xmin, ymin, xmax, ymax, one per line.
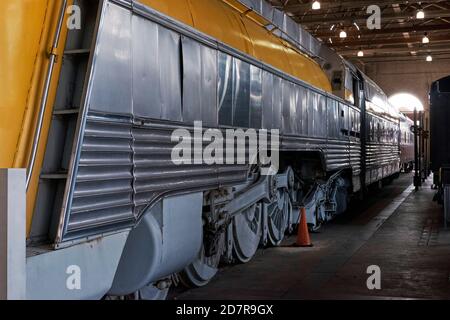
<box><xmin>1</xmin><ymin>0</ymin><xmax>414</xmax><ymax>299</ymax></box>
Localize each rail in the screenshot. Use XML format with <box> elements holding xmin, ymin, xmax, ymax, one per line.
<box><xmin>26</xmin><ymin>0</ymin><xmax>68</xmax><ymax>189</ymax></box>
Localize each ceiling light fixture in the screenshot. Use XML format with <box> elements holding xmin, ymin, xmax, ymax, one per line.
<box><xmin>416</xmin><ymin>9</ymin><xmax>425</xmax><ymax>19</ymax></box>
<box><xmin>357</xmin><ymin>50</ymin><xmax>364</xmax><ymax>57</ymax></box>
<box><xmin>339</xmin><ymin>30</ymin><xmax>347</xmax><ymax>38</ymax></box>
<box><xmin>312</xmin><ymin>1</ymin><xmax>321</xmax><ymax>10</ymax></box>
<box><xmin>426</xmin><ymin>55</ymin><xmax>433</xmax><ymax>62</ymax></box>
<box><xmin>422</xmin><ymin>32</ymin><xmax>429</xmax><ymax>44</ymax></box>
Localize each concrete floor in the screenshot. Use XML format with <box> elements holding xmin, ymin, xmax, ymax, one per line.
<box><xmin>172</xmin><ymin>174</ymin><xmax>450</xmax><ymax>300</ymax></box>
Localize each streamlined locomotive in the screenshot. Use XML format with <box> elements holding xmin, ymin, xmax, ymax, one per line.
<box><xmin>1</xmin><ymin>0</ymin><xmax>413</xmax><ymax>299</ymax></box>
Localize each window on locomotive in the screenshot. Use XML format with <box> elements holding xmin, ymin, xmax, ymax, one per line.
<box><xmin>352</xmin><ymin>76</ymin><xmax>359</xmax><ymax>107</ymax></box>
<box><xmin>345</xmin><ymin>75</ymin><xmax>354</xmax><ymax>105</ymax></box>
<box><xmin>339</xmin><ymin>103</ymin><xmax>349</xmax><ymax>136</ymax></box>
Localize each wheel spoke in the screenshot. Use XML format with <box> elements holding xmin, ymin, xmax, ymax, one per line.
<box><xmin>180</xmin><ymin>233</ymin><xmax>224</xmax><ymax>288</ymax></box>
<box><xmin>266</xmin><ymin>189</ymin><xmax>291</xmax><ymax>246</ymax></box>
<box><xmin>232</xmin><ymin>204</ymin><xmax>262</xmax><ymax>263</ymax></box>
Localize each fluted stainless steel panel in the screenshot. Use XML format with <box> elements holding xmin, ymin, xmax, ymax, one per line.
<box><xmin>260</xmin><ymin>0</ymin><xmax>274</xmax><ymax>21</ymax></box>
<box><xmin>292</xmin><ymin>83</ymin><xmax>300</xmax><ymax>135</ymax></box>
<box><xmin>133</xmin><ymin>125</ymin><xmax>248</xmax><ymax>214</ymax></box>
<box><xmin>301</xmin><ymin>29</ymin><xmax>311</xmax><ymax>54</ymax></box>
<box><xmin>365</xmin><ymin>112</ymin><xmax>400</xmax><ymax>183</ymax></box>
<box><xmin>282</xmin><ymin>136</ymin><xmax>327</xmax><ymax>152</ymax></box>
<box><xmin>218</xmin><ymin>52</ymin><xmax>233</xmax><ymax>126</ymax></box>
<box><xmin>200</xmin><ymin>44</ymin><xmax>218</xmax><ymax>126</ymax></box>
<box><xmin>298</xmin><ymin>85</ymin><xmax>308</xmax><ymax>136</ymax></box>
<box><xmin>310</xmin><ymin>36</ymin><xmax>320</xmax><ymax>57</ymax></box>
<box><xmin>159</xmin><ymin>27</ymin><xmax>182</xmax><ymax>122</ymax></box>
<box><xmin>249</xmin><ymin>65</ymin><xmax>262</xmax><ymax>129</ymax></box>
<box><xmin>306</xmin><ymin>91</ymin><xmax>315</xmax><ymax>136</ymax></box>
<box><xmin>281</xmin><ymin>80</ymin><xmax>291</xmax><ymax>134</ymax></box>
<box><xmin>350</xmin><ymin>140</ymin><xmax>361</xmax><ymax>175</ymax></box>
<box><xmin>66</xmin><ymin>115</ymin><xmax>135</xmax><ymax>238</ymax></box>
<box><xmin>339</xmin><ymin>102</ymin><xmax>350</xmax><ymax>134</ymax></box>
<box><xmin>182</xmin><ymin>37</ymin><xmax>218</xmax><ymax>126</ymax></box>
<box><xmin>311</xmin><ymin>91</ymin><xmax>320</xmax><ymax>137</ymax></box>
<box><xmin>317</xmin><ymin>94</ymin><xmax>327</xmax><ymax>137</ymax></box>
<box><xmin>283</xmin><ymin>15</ymin><xmax>299</xmax><ymax>44</ymax></box>
<box><xmin>326</xmin><ymin>139</ymin><xmax>351</xmax><ymax>171</ymax></box>
<box><xmin>239</xmin><ymin>0</ymin><xmax>257</xmax><ymax>10</ymax></box>
<box><xmin>272</xmin><ymin>9</ymin><xmax>284</xmax><ymax>37</ymax></box>
<box><xmin>261</xmin><ymin>71</ymin><xmax>273</xmax><ymax>130</ymax></box>
<box><xmin>182</xmin><ymin>36</ymin><xmax>204</xmax><ymax>123</ymax></box>
<box><xmin>132</xmin><ymin>15</ymin><xmax>161</xmax><ymax>119</ymax></box>
<box><xmin>327</xmin><ymin>98</ymin><xmax>339</xmax><ymax>138</ymax></box>
<box><xmin>90</xmin><ymin>3</ymin><xmax>132</xmax><ymax>115</ymax></box>
<box><xmin>272</xmin><ymin>75</ymin><xmax>282</xmax><ymax>130</ymax></box>
<box><xmin>233</xmin><ymin>59</ymin><xmax>251</xmax><ymax>128</ymax></box>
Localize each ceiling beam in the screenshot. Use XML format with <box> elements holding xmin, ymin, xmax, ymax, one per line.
<box><xmin>314</xmin><ymin>23</ymin><xmax>450</xmax><ymax>37</ymax></box>
<box><xmin>297</xmin><ymin>9</ymin><xmax>450</xmax><ymax>24</ymax></box>
<box><xmin>339</xmin><ymin>46</ymin><xmax>450</xmax><ymax>55</ymax></box>
<box><xmin>347</xmin><ymin>55</ymin><xmax>450</xmax><ymax>63</ymax></box>
<box><xmin>281</xmin><ymin>0</ymin><xmax>447</xmax><ymax>12</ymax></box>
<box><xmin>341</xmin><ymin>50</ymin><xmax>450</xmax><ymax>58</ymax></box>
<box><xmin>329</xmin><ymin>34</ymin><xmax>450</xmax><ymax>47</ymax></box>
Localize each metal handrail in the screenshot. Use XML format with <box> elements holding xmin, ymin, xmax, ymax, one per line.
<box><xmin>26</xmin><ymin>0</ymin><xmax>68</xmax><ymax>189</ymax></box>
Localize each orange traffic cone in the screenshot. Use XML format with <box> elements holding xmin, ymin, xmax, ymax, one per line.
<box><xmin>294</xmin><ymin>207</ymin><xmax>313</xmax><ymax>247</ymax></box>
